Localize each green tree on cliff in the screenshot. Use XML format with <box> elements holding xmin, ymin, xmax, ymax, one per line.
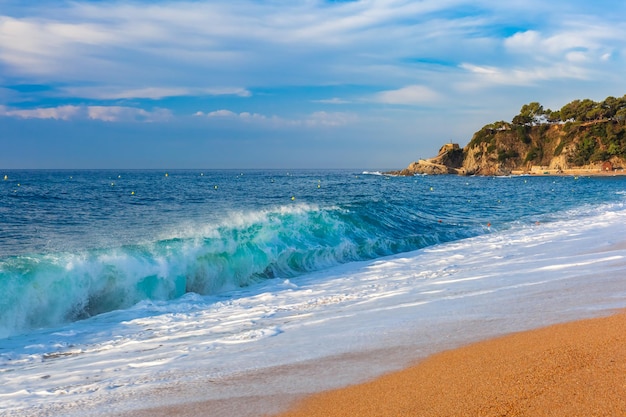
<box><xmin>512</xmin><ymin>102</ymin><xmax>544</xmax><ymax>125</ymax></box>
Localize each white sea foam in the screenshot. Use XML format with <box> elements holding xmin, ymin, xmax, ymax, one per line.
<box><xmin>2</xmin><ymin>203</ymin><xmax>626</xmax><ymax>416</ymax></box>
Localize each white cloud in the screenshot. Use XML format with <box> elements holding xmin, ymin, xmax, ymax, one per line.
<box><xmin>460</xmin><ymin>63</ymin><xmax>499</xmax><ymax>76</ymax></box>
<box><xmin>566</xmin><ymin>51</ymin><xmax>589</xmax><ymax>63</ymax></box>
<box><xmin>0</xmin><ymin>105</ymin><xmax>84</xmax><ymax>120</ymax></box>
<box><xmin>87</xmin><ymin>106</ymin><xmax>171</xmax><ymax>122</ymax></box>
<box><xmin>202</xmin><ymin>109</ymin><xmax>271</xmax><ymax>121</ymax></box>
<box><xmin>238</xmin><ymin>112</ymin><xmax>268</xmax><ymax>121</ymax></box>
<box><xmin>375</xmin><ymin>85</ymin><xmax>440</xmax><ymax>105</ymax></box>
<box><xmin>205</xmin><ymin>88</ymin><xmax>251</xmax><ymax>98</ymax></box>
<box><xmin>503</xmin><ymin>30</ymin><xmax>542</xmax><ymax>53</ymax></box>
<box><xmin>450</xmin><ymin>19</ymin><xmax>624</xmax><ymax>93</ymax></box>
<box><xmin>304</xmin><ymin>111</ymin><xmax>358</xmax><ymax>127</ymax></box>
<box><xmin>197</xmin><ymin>109</ymin><xmax>357</xmax><ymax>127</ymax></box>
<box><xmin>206</xmin><ymin>109</ymin><xmax>238</xmax><ymax>118</ymax></box>
<box><xmin>61</xmin><ymin>86</ymin><xmax>251</xmax><ymax>100</ymax></box>
<box><xmin>312</xmin><ymin>98</ymin><xmax>350</xmax><ymax>104</ymax></box>
<box><xmin>201</xmin><ymin>109</ymin><xmax>275</xmax><ymax>123</ymax></box>
<box><xmin>504</xmin><ymin>26</ymin><xmax>622</xmax><ymax>64</ymax></box>
<box><xmin>0</xmin><ymin>1</ymin><xmax>516</xmax><ymax>93</ymax></box>
<box><xmin>0</xmin><ymin>16</ymin><xmax>121</xmax><ymax>76</ymax></box>
<box><xmin>458</xmin><ymin>61</ymin><xmax>589</xmax><ymax>89</ymax></box>
<box><xmin>0</xmin><ymin>104</ymin><xmax>171</xmax><ymax>122</ymax></box>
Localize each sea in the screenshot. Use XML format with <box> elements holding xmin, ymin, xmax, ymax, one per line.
<box><xmin>2</xmin><ymin>169</ymin><xmax>626</xmax><ymax>416</ymax></box>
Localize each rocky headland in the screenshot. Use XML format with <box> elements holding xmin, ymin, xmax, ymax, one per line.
<box><xmin>389</xmin><ymin>96</ymin><xmax>626</xmax><ymax>176</ymax></box>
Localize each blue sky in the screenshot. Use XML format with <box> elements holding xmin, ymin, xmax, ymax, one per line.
<box><xmin>1</xmin><ymin>0</ymin><xmax>625</xmax><ymax>169</ymax></box>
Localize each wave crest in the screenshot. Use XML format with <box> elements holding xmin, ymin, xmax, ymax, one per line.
<box><xmin>0</xmin><ymin>203</ymin><xmax>448</xmax><ymax>338</ymax></box>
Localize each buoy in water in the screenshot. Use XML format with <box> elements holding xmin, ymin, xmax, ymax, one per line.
<box><xmin>3</xmin><ymin>175</ymin><xmax>7</xmax><ymax>180</ymax></box>
<box><xmin>214</xmin><ymin>185</ymin><xmax>218</xmax><ymax>190</ymax></box>
<box><xmin>165</xmin><ymin>173</ymin><xmax>169</xmax><ymax>177</ymax></box>
<box><xmin>131</xmin><ymin>191</ymin><xmax>135</xmax><ymax>195</ymax></box>
<box><xmin>487</xmin><ymin>222</ymin><xmax>491</xmax><ymax>227</ymax></box>
<box><xmin>291</xmin><ymin>196</ymin><xmax>296</xmax><ymax>201</ymax></box>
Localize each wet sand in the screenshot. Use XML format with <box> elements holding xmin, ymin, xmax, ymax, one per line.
<box><xmin>276</xmin><ymin>311</ymin><xmax>626</xmax><ymax>417</ymax></box>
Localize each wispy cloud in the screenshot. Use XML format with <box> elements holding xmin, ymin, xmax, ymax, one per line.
<box><xmin>457</xmin><ymin>62</ymin><xmax>588</xmax><ymax>89</ymax></box>
<box><xmin>374</xmin><ymin>85</ymin><xmax>440</xmax><ymax>105</ymax></box>
<box><xmin>197</xmin><ymin>109</ymin><xmax>270</xmax><ymax>121</ymax></box>
<box><xmin>304</xmin><ymin>111</ymin><xmax>358</xmax><ymax>127</ymax></box>
<box><xmin>455</xmin><ymin>17</ymin><xmax>625</xmax><ymax>90</ymax></box>
<box><xmin>312</xmin><ymin>98</ymin><xmax>351</xmax><ymax>104</ymax></box>
<box><xmin>0</xmin><ymin>104</ymin><xmax>171</xmax><ymax>122</ymax></box>
<box><xmin>194</xmin><ymin>109</ymin><xmax>357</xmax><ymax>127</ymax></box>
<box><xmin>503</xmin><ymin>26</ymin><xmax>619</xmax><ymax>63</ymax></box>
<box><xmin>86</xmin><ymin>106</ymin><xmax>172</xmax><ymax>122</ymax></box>
<box><xmin>60</xmin><ymin>86</ymin><xmax>251</xmax><ymax>100</ymax></box>
<box><xmin>0</xmin><ymin>105</ymin><xmax>84</xmax><ymax>121</ymax></box>
<box><xmin>1</xmin><ymin>1</ymin><xmax>625</xmax><ymax>105</ymax></box>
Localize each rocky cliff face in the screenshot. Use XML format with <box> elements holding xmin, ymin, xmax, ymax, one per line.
<box><xmin>391</xmin><ymin>120</ymin><xmax>626</xmax><ymax>176</ymax></box>
<box><xmin>391</xmin><ymin>143</ymin><xmax>465</xmax><ymax>175</ymax></box>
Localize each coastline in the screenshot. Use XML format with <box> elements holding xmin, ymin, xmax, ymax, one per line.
<box><xmin>276</xmin><ymin>310</ymin><xmax>626</xmax><ymax>417</ymax></box>
<box><xmin>511</xmin><ymin>168</ymin><xmax>626</xmax><ymax>176</ymax></box>
<box><xmin>113</xmin><ymin>310</ymin><xmax>626</xmax><ymax>417</ymax></box>
<box><xmin>386</xmin><ymin>164</ymin><xmax>626</xmax><ymax>177</ymax></box>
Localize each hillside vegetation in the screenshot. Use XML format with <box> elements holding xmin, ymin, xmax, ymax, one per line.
<box><xmin>392</xmin><ymin>95</ymin><xmax>626</xmax><ymax>176</ymax></box>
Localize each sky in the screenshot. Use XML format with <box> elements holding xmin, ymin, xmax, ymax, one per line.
<box><xmin>1</xmin><ymin>0</ymin><xmax>626</xmax><ymax>169</ymax></box>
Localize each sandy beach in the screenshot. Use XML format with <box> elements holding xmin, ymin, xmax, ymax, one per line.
<box><xmin>277</xmin><ymin>311</ymin><xmax>626</xmax><ymax>417</ymax></box>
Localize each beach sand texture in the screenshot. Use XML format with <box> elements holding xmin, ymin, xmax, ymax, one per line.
<box><xmin>277</xmin><ymin>311</ymin><xmax>626</xmax><ymax>417</ymax></box>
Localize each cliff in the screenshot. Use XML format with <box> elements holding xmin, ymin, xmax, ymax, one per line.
<box><xmin>390</xmin><ymin>96</ymin><xmax>626</xmax><ymax>176</ymax></box>
<box><xmin>392</xmin><ymin>143</ymin><xmax>466</xmax><ymax>175</ymax></box>
<box><xmin>459</xmin><ymin>122</ymin><xmax>614</xmax><ymax>176</ymax></box>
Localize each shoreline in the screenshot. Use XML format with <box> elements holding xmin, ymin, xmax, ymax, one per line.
<box><xmin>112</xmin><ymin>310</ymin><xmax>626</xmax><ymax>417</ymax></box>
<box><xmin>108</xmin><ymin>220</ymin><xmax>626</xmax><ymax>417</ymax></box>
<box><xmin>511</xmin><ymin>168</ymin><xmax>626</xmax><ymax>176</ymax></box>
<box><xmin>385</xmin><ymin>167</ymin><xmax>626</xmax><ymax>177</ymax></box>
<box><xmin>276</xmin><ymin>310</ymin><xmax>626</xmax><ymax>417</ymax></box>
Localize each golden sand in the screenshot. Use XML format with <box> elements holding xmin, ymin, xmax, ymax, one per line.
<box><xmin>276</xmin><ymin>311</ymin><xmax>626</xmax><ymax>417</ymax></box>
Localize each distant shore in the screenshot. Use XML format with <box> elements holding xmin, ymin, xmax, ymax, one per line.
<box><xmin>276</xmin><ymin>310</ymin><xmax>626</xmax><ymax>417</ymax></box>
<box><xmin>511</xmin><ymin>168</ymin><xmax>626</xmax><ymax>176</ymax></box>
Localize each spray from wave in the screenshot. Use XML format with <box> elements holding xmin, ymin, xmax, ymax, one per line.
<box><xmin>0</xmin><ymin>203</ymin><xmax>473</xmax><ymax>338</ymax></box>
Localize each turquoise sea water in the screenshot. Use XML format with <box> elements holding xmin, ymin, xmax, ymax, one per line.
<box><xmin>1</xmin><ymin>169</ymin><xmax>626</xmax><ymax>338</ymax></box>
